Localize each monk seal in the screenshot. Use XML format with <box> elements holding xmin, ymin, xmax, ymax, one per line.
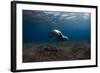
<box><xmin>49</xmin><ymin>29</ymin><xmax>69</xmax><ymax>41</ymax></box>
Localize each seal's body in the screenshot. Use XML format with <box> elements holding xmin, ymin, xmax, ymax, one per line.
<box><xmin>49</xmin><ymin>29</ymin><xmax>69</xmax><ymax>41</ymax></box>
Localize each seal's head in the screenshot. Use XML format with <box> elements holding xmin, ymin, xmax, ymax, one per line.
<box><xmin>51</xmin><ymin>29</ymin><xmax>62</xmax><ymax>37</ymax></box>
<box><xmin>49</xmin><ymin>29</ymin><xmax>69</xmax><ymax>41</ymax></box>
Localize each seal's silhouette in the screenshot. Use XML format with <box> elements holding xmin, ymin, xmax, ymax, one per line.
<box><xmin>49</xmin><ymin>29</ymin><xmax>69</xmax><ymax>41</ymax></box>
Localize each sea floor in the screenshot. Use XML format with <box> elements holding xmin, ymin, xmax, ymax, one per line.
<box><xmin>23</xmin><ymin>41</ymin><xmax>91</xmax><ymax>63</ymax></box>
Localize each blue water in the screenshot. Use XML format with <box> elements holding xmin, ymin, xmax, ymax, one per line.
<box><xmin>23</xmin><ymin>10</ymin><xmax>91</xmax><ymax>43</ymax></box>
